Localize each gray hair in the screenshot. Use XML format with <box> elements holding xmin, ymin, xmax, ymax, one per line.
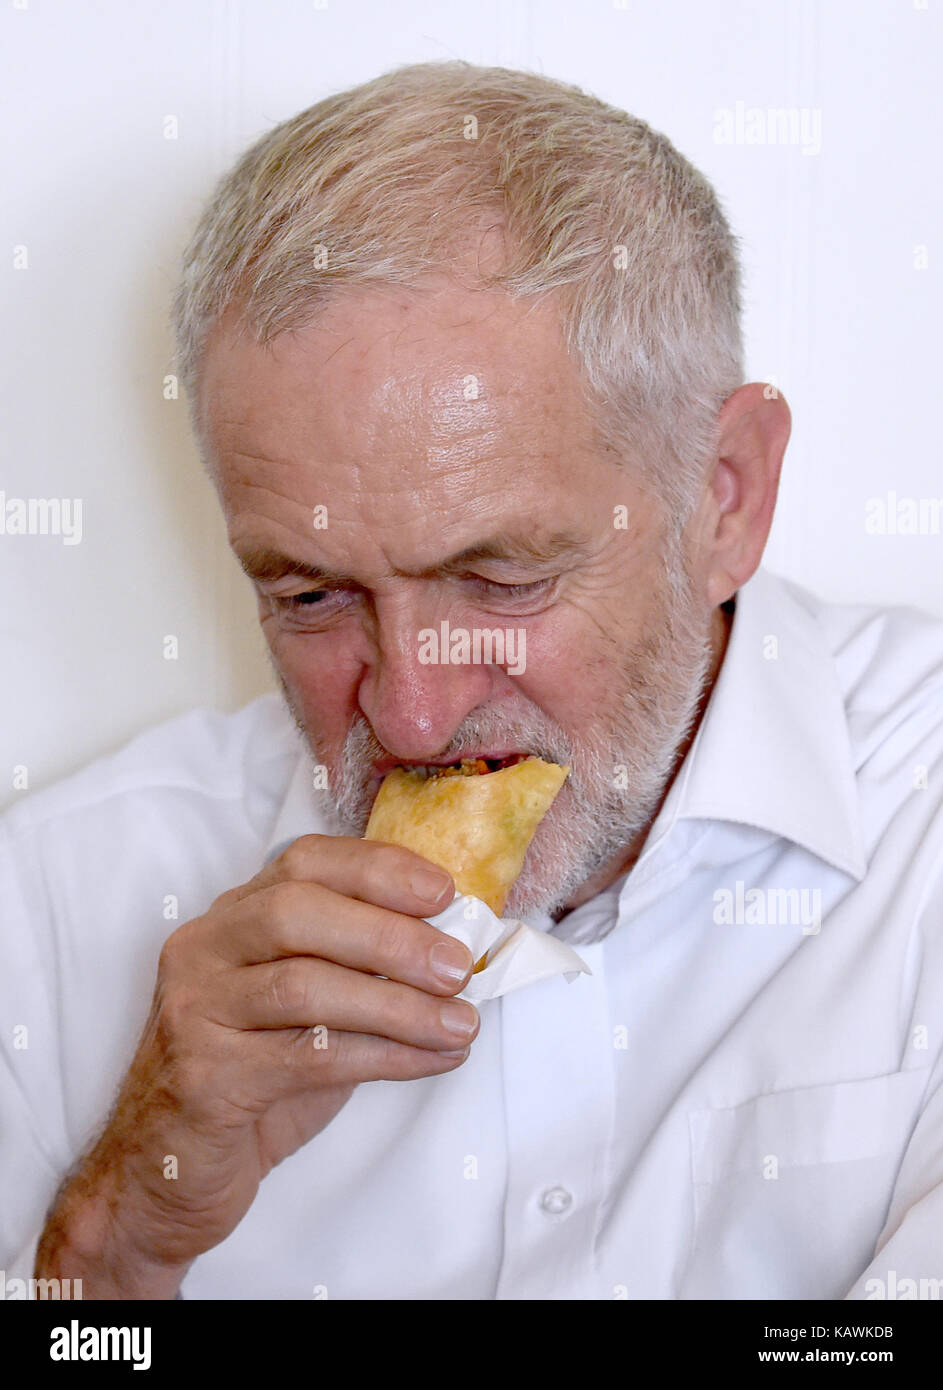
<box><xmin>170</xmin><ymin>60</ymin><xmax>744</xmax><ymax>529</ymax></box>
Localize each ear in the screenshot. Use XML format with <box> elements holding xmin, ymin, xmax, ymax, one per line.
<box><xmin>693</xmin><ymin>382</ymin><xmax>792</xmax><ymax>607</ymax></box>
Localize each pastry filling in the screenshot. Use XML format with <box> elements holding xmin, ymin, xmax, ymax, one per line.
<box><xmin>404</xmin><ymin>754</ymin><xmax>530</xmax><ymax>779</ymax></box>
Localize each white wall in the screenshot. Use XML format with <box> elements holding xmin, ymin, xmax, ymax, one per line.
<box><xmin>3</xmin><ymin>0</ymin><xmax>941</xmax><ymax>812</ymax></box>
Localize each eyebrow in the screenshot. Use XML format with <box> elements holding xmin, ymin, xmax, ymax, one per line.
<box><xmin>234</xmin><ymin>531</ymin><xmax>591</xmax><ymax>586</ymax></box>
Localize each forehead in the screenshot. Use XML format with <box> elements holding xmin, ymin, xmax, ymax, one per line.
<box><xmin>200</xmin><ymin>283</ymin><xmax>624</xmax><ymax>566</ymax></box>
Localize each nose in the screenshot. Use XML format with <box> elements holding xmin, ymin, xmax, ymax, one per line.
<box><xmin>357</xmin><ymin>602</ymin><xmax>499</xmax><ymax>760</ymax></box>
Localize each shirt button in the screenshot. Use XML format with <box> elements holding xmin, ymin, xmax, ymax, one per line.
<box><xmin>538</xmin><ymin>1186</ymin><xmax>573</xmax><ymax>1216</ymax></box>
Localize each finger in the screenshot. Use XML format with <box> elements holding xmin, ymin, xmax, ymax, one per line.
<box><xmin>228</xmin><ymin>834</ymin><xmax>455</xmax><ymax>917</ymax></box>
<box><xmin>249</xmin><ymin>1025</ymin><xmax>474</xmax><ymax>1092</ymax></box>
<box><xmin>206</xmin><ymin>878</ymin><xmax>474</xmax><ymax>994</ymax></box>
<box><xmin>206</xmin><ymin>955</ymin><xmax>480</xmax><ymax>1052</ymax></box>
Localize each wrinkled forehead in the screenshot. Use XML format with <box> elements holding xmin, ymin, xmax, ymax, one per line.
<box><xmin>199</xmin><ymin>283</ymin><xmax>630</xmax><ymax>528</ymax></box>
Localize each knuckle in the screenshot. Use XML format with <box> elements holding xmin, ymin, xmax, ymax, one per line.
<box><xmin>283</xmin><ymin>1024</ymin><xmax>335</xmax><ymax>1078</ymax></box>
<box><xmin>370</xmin><ymin>910</ymin><xmax>420</xmax><ymax>975</ymax></box>
<box><xmin>209</xmin><ymin>884</ymin><xmax>244</xmax><ymax>914</ymax></box>
<box><xmin>262</xmin><ymin>879</ymin><xmax>310</xmax><ymax>934</ymax></box>
<box><xmin>278</xmin><ymin>834</ymin><xmax>326</xmax><ymax>880</ymax></box>
<box><xmin>153</xmin><ymin>974</ymin><xmax>198</xmax><ymax>1040</ymax></box>
<box><xmin>268</xmin><ymin>960</ymin><xmax>314</xmax><ymax>1018</ymax></box>
<box><xmin>364</xmin><ymin>841</ymin><xmax>409</xmax><ymax>895</ymax></box>
<box><xmin>157</xmin><ymin>923</ymin><xmax>192</xmax><ymax>979</ymax></box>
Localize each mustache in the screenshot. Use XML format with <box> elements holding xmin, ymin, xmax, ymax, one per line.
<box><xmin>325</xmin><ymin>706</ymin><xmax>582</xmax><ymax>837</ymax></box>
<box><xmin>339</xmin><ymin>707</ymin><xmax>576</xmax><ymax>783</ymax></box>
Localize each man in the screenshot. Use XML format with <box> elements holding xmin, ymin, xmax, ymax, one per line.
<box><xmin>3</xmin><ymin>61</ymin><xmax>943</xmax><ymax>1300</ymax></box>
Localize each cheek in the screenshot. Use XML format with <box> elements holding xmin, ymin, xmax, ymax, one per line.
<box><xmin>262</xmin><ymin>620</ymin><xmax>363</xmax><ymax>743</ymax></box>
<box><xmin>515</xmin><ymin>607</ymin><xmax>625</xmax><ymax>721</ymax></box>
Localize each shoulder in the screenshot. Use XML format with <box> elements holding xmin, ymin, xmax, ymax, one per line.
<box><xmin>1</xmin><ymin>691</ymin><xmax>297</xmax><ymax>844</ymax></box>
<box><xmin>779</xmin><ymin>576</ymin><xmax>943</xmax><ymax>894</ymax></box>
<box><xmin>0</xmin><ymin>690</ymin><xmax>303</xmax><ymax>1001</ymax></box>
<box><xmin>779</xmin><ymin>574</ymin><xmax>943</xmax><ymax>762</ymax></box>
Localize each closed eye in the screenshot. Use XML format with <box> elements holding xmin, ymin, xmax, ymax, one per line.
<box><xmin>468</xmin><ymin>575</ymin><xmax>556</xmax><ymax>600</ymax></box>
<box><xmin>265</xmin><ymin>573</ymin><xmax>558</xmax><ymax>625</ymax></box>
<box><xmin>279</xmin><ymin>577</ymin><xmax>555</xmax><ymax>603</ymax></box>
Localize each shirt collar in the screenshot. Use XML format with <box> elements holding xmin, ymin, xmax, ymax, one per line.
<box><xmin>262</xmin><ymin>564</ymin><xmax>868</xmax><ymax>883</ymax></box>
<box><xmin>643</xmin><ymin>564</ymin><xmax>867</xmax><ymax>881</ymax></box>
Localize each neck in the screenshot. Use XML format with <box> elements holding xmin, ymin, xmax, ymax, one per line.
<box><xmin>554</xmin><ymin>600</ymin><xmax>733</xmax><ymax>919</ymax></box>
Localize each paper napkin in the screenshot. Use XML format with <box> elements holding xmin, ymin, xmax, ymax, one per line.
<box><xmin>424</xmin><ymin>893</ymin><xmax>592</xmax><ymax>1004</ymax></box>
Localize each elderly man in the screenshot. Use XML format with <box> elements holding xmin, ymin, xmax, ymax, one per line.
<box><xmin>4</xmin><ymin>61</ymin><xmax>943</xmax><ymax>1302</ymax></box>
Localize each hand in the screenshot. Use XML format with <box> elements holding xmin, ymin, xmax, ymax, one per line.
<box><xmin>35</xmin><ymin>835</ymin><xmax>478</xmax><ymax>1296</ymax></box>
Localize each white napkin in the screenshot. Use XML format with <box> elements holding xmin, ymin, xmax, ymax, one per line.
<box><xmin>424</xmin><ymin>893</ymin><xmax>592</xmax><ymax>1004</ymax></box>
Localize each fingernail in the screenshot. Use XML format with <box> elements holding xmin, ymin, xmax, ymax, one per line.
<box><xmin>440</xmin><ymin>999</ymin><xmax>479</xmax><ymax>1038</ymax></box>
<box><xmin>410</xmin><ymin>866</ymin><xmax>453</xmax><ymax>905</ymax></box>
<box><xmin>429</xmin><ymin>939</ymin><xmax>473</xmax><ymax>986</ymax></box>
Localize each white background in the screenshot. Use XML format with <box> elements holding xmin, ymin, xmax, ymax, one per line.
<box><xmin>2</xmin><ymin>0</ymin><xmax>940</xmax><ymax>812</ymax></box>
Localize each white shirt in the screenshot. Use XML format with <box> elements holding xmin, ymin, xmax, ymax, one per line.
<box><xmin>3</xmin><ymin>564</ymin><xmax>943</xmax><ymax>1300</ymax></box>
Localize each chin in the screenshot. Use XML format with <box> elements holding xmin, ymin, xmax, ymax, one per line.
<box><xmin>503</xmin><ymin>840</ymin><xmax>586</xmax><ymax>919</ymax></box>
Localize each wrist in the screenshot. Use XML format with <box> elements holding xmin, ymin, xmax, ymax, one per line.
<box><xmin>35</xmin><ymin>1173</ymin><xmax>190</xmax><ymax>1300</ymax></box>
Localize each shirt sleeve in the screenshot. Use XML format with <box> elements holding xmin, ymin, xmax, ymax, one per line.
<box><xmin>2</xmin><ymin>1227</ymin><xmax>46</xmax><ymax>1293</ymax></box>
<box><xmin>0</xmin><ymin>818</ymin><xmax>72</xmax><ymax>1294</ymax></box>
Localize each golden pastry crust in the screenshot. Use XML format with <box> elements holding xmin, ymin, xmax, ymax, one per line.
<box><xmin>364</xmin><ymin>757</ymin><xmax>569</xmax><ymax>918</ymax></box>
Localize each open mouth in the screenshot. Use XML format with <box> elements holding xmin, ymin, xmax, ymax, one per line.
<box><xmin>399</xmin><ymin>753</ymin><xmax>530</xmax><ymax>779</ymax></box>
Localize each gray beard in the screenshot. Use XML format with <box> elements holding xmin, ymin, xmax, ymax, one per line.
<box><xmin>271</xmin><ymin>532</ymin><xmax>715</xmax><ymax>919</ymax></box>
